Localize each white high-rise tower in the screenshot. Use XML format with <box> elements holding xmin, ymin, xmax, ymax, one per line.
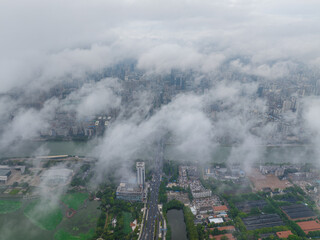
<box><xmin>136</xmin><ymin>162</ymin><xmax>145</xmax><ymax>187</ymax></box>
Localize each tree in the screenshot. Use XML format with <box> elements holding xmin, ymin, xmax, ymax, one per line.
<box><xmin>96</xmin><ymin>190</ymin><xmax>103</xmax><ymax>199</ymax></box>
<box><xmin>287</xmin><ymin>235</ymin><xmax>300</xmax><ymax>240</ymax></box>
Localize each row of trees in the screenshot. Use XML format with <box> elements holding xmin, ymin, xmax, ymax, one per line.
<box><xmin>183</xmin><ymin>205</ymin><xmax>199</xmax><ymax>240</ymax></box>
<box><xmin>163</xmin><ymin>160</ymin><xmax>179</xmax><ymax>182</ymax></box>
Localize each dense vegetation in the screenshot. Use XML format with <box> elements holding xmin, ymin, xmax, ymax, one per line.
<box><xmin>159</xmin><ymin>177</ymin><xmax>168</xmax><ymax>204</ymax></box>
<box><xmin>71</xmin><ymin>164</ymin><xmax>93</xmax><ymax>187</ymax></box>
<box><xmin>163</xmin><ymin>160</ymin><xmax>179</xmax><ymax>182</ymax></box>
<box><xmin>93</xmin><ymin>186</ymin><xmax>142</xmax><ymax>240</ymax></box>
<box><xmin>183</xmin><ymin>206</ymin><xmax>199</xmax><ymax>240</ymax></box>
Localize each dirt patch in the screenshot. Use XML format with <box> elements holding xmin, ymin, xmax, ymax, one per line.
<box><xmin>248</xmin><ymin>168</ymin><xmax>292</xmax><ymax>191</ymax></box>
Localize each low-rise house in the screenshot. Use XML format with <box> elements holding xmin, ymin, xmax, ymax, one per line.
<box><xmin>276</xmin><ymin>230</ymin><xmax>293</xmax><ymax>238</ymax></box>
<box><xmin>208</xmin><ymin>217</ymin><xmax>224</xmax><ymax>224</ymax></box>
<box><xmin>213</xmin><ymin>205</ymin><xmax>228</xmax><ymax>214</ymax></box>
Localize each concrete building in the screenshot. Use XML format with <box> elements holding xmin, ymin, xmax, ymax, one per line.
<box><xmin>192</xmin><ymin>189</ymin><xmax>212</xmax><ymax>199</ymax></box>
<box><xmin>0</xmin><ymin>165</ymin><xmax>25</xmax><ymax>174</ymax></box>
<box><xmin>0</xmin><ymin>169</ymin><xmax>11</xmax><ymax>184</ymax></box>
<box><xmin>190</xmin><ymin>180</ymin><xmax>212</xmax><ymax>198</ymax></box>
<box><xmin>208</xmin><ymin>217</ymin><xmax>224</xmax><ymax>224</ymax></box>
<box><xmin>213</xmin><ymin>205</ymin><xmax>229</xmax><ymax>214</ymax></box>
<box><xmin>136</xmin><ymin>162</ymin><xmax>145</xmax><ymax>187</ymax></box>
<box><xmin>116</xmin><ymin>183</ymin><xmax>144</xmax><ymax>202</ymax></box>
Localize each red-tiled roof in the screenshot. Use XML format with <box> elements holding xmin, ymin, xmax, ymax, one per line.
<box><xmin>276</xmin><ymin>230</ymin><xmax>293</xmax><ymax>238</ymax></box>
<box><xmin>209</xmin><ymin>226</ymin><xmax>235</xmax><ymax>232</ymax></box>
<box><xmin>217</xmin><ymin>226</ymin><xmax>235</xmax><ymax>231</ymax></box>
<box><xmin>297</xmin><ymin>220</ymin><xmax>320</xmax><ymax>234</ymax></box>
<box><xmin>209</xmin><ymin>233</ymin><xmax>235</xmax><ymax>240</ymax></box>
<box><xmin>213</xmin><ymin>205</ymin><xmax>228</xmax><ymax>212</ymax></box>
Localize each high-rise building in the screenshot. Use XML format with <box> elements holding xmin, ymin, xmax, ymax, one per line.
<box><xmin>136</xmin><ymin>162</ymin><xmax>145</xmax><ymax>187</ymax></box>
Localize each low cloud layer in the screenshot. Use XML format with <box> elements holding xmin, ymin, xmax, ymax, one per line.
<box><xmin>0</xmin><ymin>0</ymin><xmax>320</xmax><ymax>182</ymax></box>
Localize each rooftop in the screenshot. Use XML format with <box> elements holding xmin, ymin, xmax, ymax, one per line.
<box><xmin>136</xmin><ymin>162</ymin><xmax>145</xmax><ymax>167</ymax></box>
<box><xmin>213</xmin><ymin>205</ymin><xmax>228</xmax><ymax>212</ymax></box>
<box><xmin>208</xmin><ymin>217</ymin><xmax>224</xmax><ymax>224</ymax></box>
<box><xmin>209</xmin><ymin>226</ymin><xmax>235</xmax><ymax>232</ymax></box>
<box><xmin>209</xmin><ymin>233</ymin><xmax>235</xmax><ymax>240</ymax></box>
<box><xmin>281</xmin><ymin>204</ymin><xmax>316</xmax><ymax>220</ymax></box>
<box><xmin>276</xmin><ymin>230</ymin><xmax>293</xmax><ymax>238</ymax></box>
<box><xmin>297</xmin><ymin>220</ymin><xmax>320</xmax><ymax>234</ymax></box>
<box><xmin>0</xmin><ymin>169</ymin><xmax>11</xmax><ymax>176</ymax></box>
<box><xmin>242</xmin><ymin>214</ymin><xmax>284</xmax><ymax>230</ymax></box>
<box><xmin>116</xmin><ymin>182</ymin><xmax>143</xmax><ymax>194</ymax></box>
<box><xmin>217</xmin><ymin>226</ymin><xmax>235</xmax><ymax>231</ymax></box>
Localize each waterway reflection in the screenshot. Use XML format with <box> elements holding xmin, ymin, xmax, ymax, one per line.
<box><xmin>167</xmin><ymin>209</ymin><xmax>187</xmax><ymax>240</ymax></box>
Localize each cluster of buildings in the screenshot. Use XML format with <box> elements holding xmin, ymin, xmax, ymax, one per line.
<box><xmin>116</xmin><ymin>162</ymin><xmax>146</xmax><ymax>202</ymax></box>
<box><xmin>14</xmin><ymin>59</ymin><xmax>320</xmax><ymax>145</ymax></box>
<box><xmin>175</xmin><ymin>165</ymin><xmax>234</xmax><ymax>226</ymax></box>
<box><xmin>169</xmin><ymin>161</ymin><xmax>320</xmax><ymax>239</ymax></box>
<box><xmin>204</xmin><ymin>165</ymin><xmax>246</xmax><ymax>182</ymax></box>
<box><xmin>258</xmin><ymin>163</ymin><xmax>320</xmax><ymax>195</ymax></box>
<box><xmin>190</xmin><ymin>180</ymin><xmax>212</xmax><ymax>199</ymax></box>
<box><xmin>40</xmin><ymin>114</ymin><xmax>115</xmax><ymax>139</ymax></box>
<box><xmin>0</xmin><ymin>165</ymin><xmax>25</xmax><ymax>184</ymax></box>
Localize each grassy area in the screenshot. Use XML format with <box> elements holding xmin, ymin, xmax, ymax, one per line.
<box><xmin>123</xmin><ymin>211</ymin><xmax>132</xmax><ymax>234</ymax></box>
<box><xmin>24</xmin><ymin>200</ymin><xmax>63</xmax><ymax>230</ymax></box>
<box><xmin>9</xmin><ymin>189</ymin><xmax>20</xmax><ymax>195</ymax></box>
<box><xmin>0</xmin><ymin>199</ymin><xmax>21</xmax><ymax>214</ymax></box>
<box><xmin>58</xmin><ymin>200</ymin><xmax>100</xmax><ymax>235</ymax></box>
<box><xmin>54</xmin><ymin>229</ymin><xmax>95</xmax><ymax>240</ymax></box>
<box><xmin>61</xmin><ymin>192</ymin><xmax>88</xmax><ymax>210</ymax></box>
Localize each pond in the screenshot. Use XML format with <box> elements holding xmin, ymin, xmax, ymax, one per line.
<box><xmin>167</xmin><ymin>209</ymin><xmax>187</xmax><ymax>240</ymax></box>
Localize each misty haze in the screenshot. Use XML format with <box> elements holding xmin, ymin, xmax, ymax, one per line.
<box><xmin>1</xmin><ymin>1</ymin><xmax>320</xmax><ymax>240</ymax></box>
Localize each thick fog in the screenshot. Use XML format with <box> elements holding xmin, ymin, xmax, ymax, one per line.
<box><xmin>0</xmin><ymin>0</ymin><xmax>320</xmax><ymax>177</ymax></box>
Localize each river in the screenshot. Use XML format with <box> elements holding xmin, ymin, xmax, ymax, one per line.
<box><xmin>0</xmin><ymin>140</ymin><xmax>97</xmax><ymax>158</ymax></box>
<box><xmin>167</xmin><ymin>209</ymin><xmax>187</xmax><ymax>240</ymax></box>
<box><xmin>0</xmin><ymin>140</ymin><xmax>317</xmax><ymax>165</ymax></box>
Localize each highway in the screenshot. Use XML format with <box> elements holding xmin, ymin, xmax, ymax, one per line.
<box><xmin>140</xmin><ymin>140</ymin><xmax>165</xmax><ymax>240</ymax></box>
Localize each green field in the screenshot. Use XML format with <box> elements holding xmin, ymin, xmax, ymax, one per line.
<box><xmin>61</xmin><ymin>192</ymin><xmax>89</xmax><ymax>210</ymax></box>
<box><xmin>54</xmin><ymin>229</ymin><xmax>94</xmax><ymax>240</ymax></box>
<box><xmin>0</xmin><ymin>199</ymin><xmax>100</xmax><ymax>240</ymax></box>
<box><xmin>0</xmin><ymin>199</ymin><xmax>21</xmax><ymax>214</ymax></box>
<box><xmin>24</xmin><ymin>200</ymin><xmax>63</xmax><ymax>230</ymax></box>
<box><xmin>9</xmin><ymin>189</ymin><xmax>20</xmax><ymax>195</ymax></box>
<box><xmin>123</xmin><ymin>211</ymin><xmax>133</xmax><ymax>234</ymax></box>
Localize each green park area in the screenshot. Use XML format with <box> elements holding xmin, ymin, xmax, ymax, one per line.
<box><xmin>0</xmin><ymin>199</ymin><xmax>21</xmax><ymax>214</ymax></box>
<box><xmin>54</xmin><ymin>229</ymin><xmax>95</xmax><ymax>240</ymax></box>
<box><xmin>24</xmin><ymin>200</ymin><xmax>63</xmax><ymax>230</ymax></box>
<box><xmin>61</xmin><ymin>192</ymin><xmax>89</xmax><ymax>210</ymax></box>
<box><xmin>9</xmin><ymin>188</ymin><xmax>20</xmax><ymax>195</ymax></box>
<box><xmin>123</xmin><ymin>211</ymin><xmax>133</xmax><ymax>234</ymax></box>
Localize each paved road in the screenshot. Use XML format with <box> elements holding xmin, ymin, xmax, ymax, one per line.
<box><xmin>140</xmin><ymin>140</ymin><xmax>164</xmax><ymax>240</ymax></box>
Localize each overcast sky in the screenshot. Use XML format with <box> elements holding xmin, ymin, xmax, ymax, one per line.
<box><xmin>1</xmin><ymin>0</ymin><xmax>320</xmax><ymax>92</ymax></box>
